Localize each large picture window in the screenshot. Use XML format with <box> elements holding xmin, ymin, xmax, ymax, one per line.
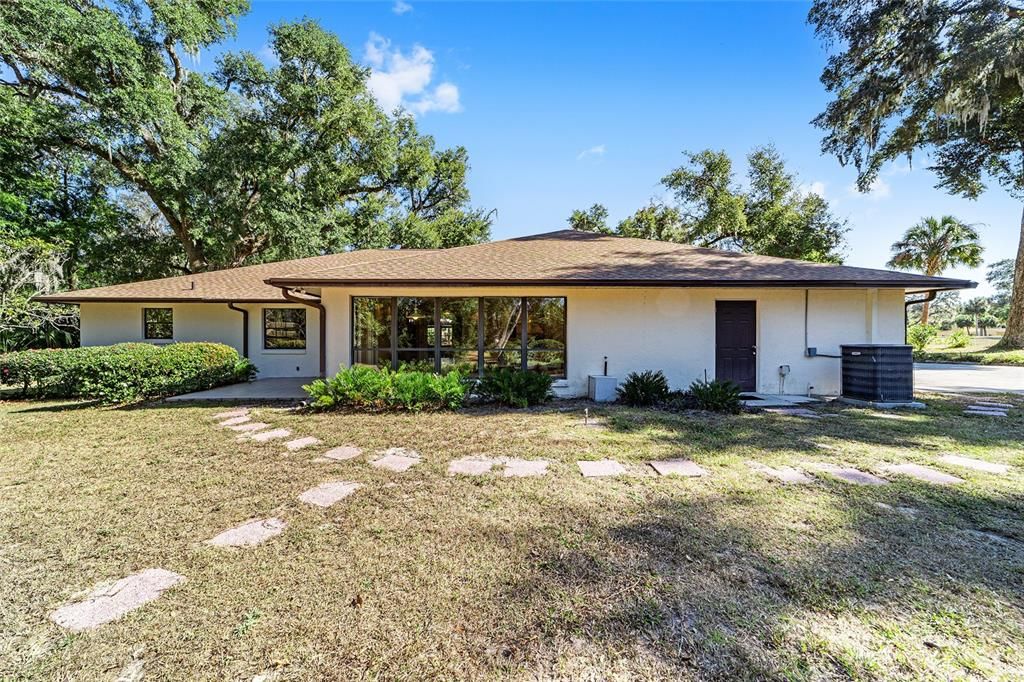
<box><xmin>351</xmin><ymin>296</ymin><xmax>566</xmax><ymax>378</ymax></box>
<box><xmin>263</xmin><ymin>308</ymin><xmax>307</xmax><ymax>350</ymax></box>
<box><xmin>143</xmin><ymin>307</ymin><xmax>173</xmax><ymax>340</ymax></box>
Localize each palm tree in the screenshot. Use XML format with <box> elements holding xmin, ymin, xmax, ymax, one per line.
<box><xmin>888</xmin><ymin>216</ymin><xmax>984</xmax><ymax>325</ymax></box>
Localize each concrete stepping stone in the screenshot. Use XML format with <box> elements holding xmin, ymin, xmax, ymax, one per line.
<box><xmin>218</xmin><ymin>415</ymin><xmax>251</xmax><ymax>427</ymax></box>
<box><xmin>746</xmin><ymin>461</ymin><xmax>812</xmax><ymax>484</ymax></box>
<box><xmin>874</xmin><ymin>502</ymin><xmax>918</xmax><ymax>517</ymax></box>
<box><xmin>448</xmin><ymin>457</ymin><xmax>496</xmax><ymax>476</ymax></box>
<box><xmin>938</xmin><ymin>455</ymin><xmax>1010</xmax><ymax>475</ymax></box>
<box><xmin>649</xmin><ymin>459</ymin><xmax>707</xmax><ymax>477</ymax></box>
<box><xmin>228</xmin><ymin>421</ymin><xmax>270</xmax><ymax>432</ymax></box>
<box><xmin>242</xmin><ymin>428</ymin><xmax>292</xmax><ymax>442</ymax></box>
<box><xmin>765</xmin><ymin>408</ymin><xmax>820</xmax><ymax>419</ymax></box>
<box><xmin>964</xmin><ymin>408</ymin><xmax>1008</xmax><ymax>418</ymax></box>
<box><xmin>49</xmin><ymin>568</ymin><xmax>185</xmax><ymax>632</ymax></box>
<box><xmin>372</xmin><ymin>447</ymin><xmax>421</xmax><ymax>472</ymax></box>
<box><xmin>578</xmin><ymin>459</ymin><xmax>627</xmax><ymax>477</ymax></box>
<box><xmin>806</xmin><ymin>463</ymin><xmax>889</xmax><ymax>486</ymax></box>
<box><xmin>284</xmin><ymin>436</ymin><xmax>321</xmax><ymax>452</ymax></box>
<box><xmin>974</xmin><ymin>401</ymin><xmax>1014</xmax><ymax>409</ymax></box>
<box><xmin>211</xmin><ymin>408</ymin><xmax>249</xmax><ymax>420</ymax></box>
<box><xmin>205</xmin><ymin>517</ymin><xmax>286</xmax><ymax>547</ymax></box>
<box><xmin>880</xmin><ymin>463</ymin><xmax>964</xmax><ymax>486</ymax></box>
<box><xmin>298</xmin><ymin>481</ymin><xmax>361</xmax><ymax>507</ymax></box>
<box><xmin>501</xmin><ymin>458</ymin><xmax>549</xmax><ymax>477</ymax></box>
<box><xmin>323</xmin><ymin>445</ymin><xmax>363</xmax><ymax>461</ymax></box>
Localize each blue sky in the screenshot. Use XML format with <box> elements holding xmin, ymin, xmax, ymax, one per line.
<box><xmin>230</xmin><ymin>1</ymin><xmax>1019</xmax><ymax>295</ymax></box>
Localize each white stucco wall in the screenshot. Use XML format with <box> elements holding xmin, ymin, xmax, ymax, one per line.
<box><xmin>78</xmin><ymin>287</ymin><xmax>905</xmax><ymax>393</ymax></box>
<box><xmin>320</xmin><ymin>286</ymin><xmax>907</xmax><ymax>397</ymax></box>
<box><xmin>79</xmin><ymin>302</ymin><xmax>321</xmax><ymax>378</ymax></box>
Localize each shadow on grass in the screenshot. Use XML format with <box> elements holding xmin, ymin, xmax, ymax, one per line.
<box><xmin>490</xmin><ymin>487</ymin><xmax>1024</xmax><ymax>679</ymax></box>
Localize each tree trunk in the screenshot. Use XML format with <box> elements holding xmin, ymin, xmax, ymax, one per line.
<box><xmin>998</xmin><ymin>204</ymin><xmax>1024</xmax><ymax>348</ymax></box>
<box><xmin>920</xmin><ymin>301</ymin><xmax>931</xmax><ymax>325</ymax></box>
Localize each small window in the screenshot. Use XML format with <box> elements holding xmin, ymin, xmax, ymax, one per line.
<box><xmin>143</xmin><ymin>308</ymin><xmax>173</xmax><ymax>340</ymax></box>
<box><xmin>264</xmin><ymin>308</ymin><xmax>306</xmax><ymax>350</ymax></box>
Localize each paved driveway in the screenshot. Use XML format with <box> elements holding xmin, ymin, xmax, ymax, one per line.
<box><xmin>915</xmin><ymin>363</ymin><xmax>1024</xmax><ymax>395</ymax></box>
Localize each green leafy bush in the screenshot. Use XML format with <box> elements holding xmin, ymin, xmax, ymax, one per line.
<box><xmin>906</xmin><ymin>323</ymin><xmax>938</xmax><ymax>352</ymax></box>
<box><xmin>304</xmin><ymin>365</ymin><xmax>468</xmax><ymax>411</ymax></box>
<box><xmin>688</xmin><ymin>378</ymin><xmax>742</xmax><ymax>414</ymax></box>
<box><xmin>0</xmin><ymin>343</ymin><xmax>255</xmax><ymax>403</ymax></box>
<box><xmin>945</xmin><ymin>328</ymin><xmax>970</xmax><ymax>349</ymax></box>
<box><xmin>616</xmin><ymin>370</ymin><xmax>670</xmax><ymax>406</ymax></box>
<box><xmin>474</xmin><ymin>367</ymin><xmax>553</xmax><ymax>408</ymax></box>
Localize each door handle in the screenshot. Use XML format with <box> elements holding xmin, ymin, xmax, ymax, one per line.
<box><xmin>752</xmin><ymin>345</ymin><xmax>757</xmax><ymax>356</ymax></box>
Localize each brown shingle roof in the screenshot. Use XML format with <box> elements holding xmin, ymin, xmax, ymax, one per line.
<box><xmin>35</xmin><ymin>249</ymin><xmax>433</xmax><ymax>303</ymax></box>
<box><xmin>38</xmin><ymin>230</ymin><xmax>975</xmax><ymax>303</ymax></box>
<box><xmin>266</xmin><ymin>230</ymin><xmax>975</xmax><ymax>292</ymax></box>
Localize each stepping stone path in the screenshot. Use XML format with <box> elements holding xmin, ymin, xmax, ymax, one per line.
<box><xmin>448</xmin><ymin>457</ymin><xmax>496</xmax><ymax>476</ymax></box>
<box><xmin>218</xmin><ymin>415</ymin><xmax>251</xmax><ymax>427</ymax></box>
<box><xmin>649</xmin><ymin>459</ymin><xmax>707</xmax><ymax>477</ymax></box>
<box><xmin>746</xmin><ymin>461</ymin><xmax>812</xmax><ymax>485</ymax></box>
<box><xmin>228</xmin><ymin>421</ymin><xmax>270</xmax><ymax>433</ymax></box>
<box><xmin>964</xmin><ymin>400</ymin><xmax>1014</xmax><ymax>417</ymax></box>
<box><xmin>297</xmin><ymin>481</ymin><xmax>361</xmax><ymax>507</ymax></box>
<box><xmin>880</xmin><ymin>463</ymin><xmax>964</xmax><ymax>486</ymax></box>
<box><xmin>939</xmin><ymin>454</ymin><xmax>1010</xmax><ymax>475</ymax></box>
<box><xmin>501</xmin><ymin>458</ymin><xmax>549</xmax><ymax>477</ymax></box>
<box><xmin>242</xmin><ymin>428</ymin><xmax>292</xmax><ymax>443</ymax></box>
<box><xmin>323</xmin><ymin>445</ymin><xmax>363</xmax><ymax>461</ymax></box>
<box><xmin>764</xmin><ymin>408</ymin><xmax>820</xmax><ymax>419</ymax></box>
<box><xmin>49</xmin><ymin>568</ymin><xmax>185</xmax><ymax>632</ymax></box>
<box><xmin>805</xmin><ymin>462</ymin><xmax>889</xmax><ymax>486</ymax></box>
<box><xmin>206</xmin><ymin>518</ymin><xmax>286</xmax><ymax>547</ymax></box>
<box><xmin>284</xmin><ymin>436</ymin><xmax>320</xmax><ymax>452</ymax></box>
<box><xmin>211</xmin><ymin>408</ymin><xmax>249</xmax><ymax>420</ymax></box>
<box><xmin>578</xmin><ymin>459</ymin><xmax>626</xmax><ymax>477</ymax></box>
<box><xmin>874</xmin><ymin>502</ymin><xmax>918</xmax><ymax>517</ymax></box>
<box><xmin>372</xmin><ymin>447</ymin><xmax>421</xmax><ymax>472</ymax></box>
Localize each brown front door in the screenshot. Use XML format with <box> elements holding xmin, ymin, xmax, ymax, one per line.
<box><xmin>715</xmin><ymin>301</ymin><xmax>756</xmax><ymax>392</ymax></box>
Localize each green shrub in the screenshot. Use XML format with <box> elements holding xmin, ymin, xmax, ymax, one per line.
<box><xmin>0</xmin><ymin>343</ymin><xmax>255</xmax><ymax>403</ymax></box>
<box><xmin>946</xmin><ymin>328</ymin><xmax>970</xmax><ymax>349</ymax></box>
<box><xmin>474</xmin><ymin>367</ymin><xmax>553</xmax><ymax>408</ymax></box>
<box><xmin>906</xmin><ymin>323</ymin><xmax>939</xmax><ymax>352</ymax></box>
<box><xmin>616</xmin><ymin>370</ymin><xmax>670</xmax><ymax>406</ymax></box>
<box><xmin>303</xmin><ymin>365</ymin><xmax>469</xmax><ymax>411</ymax></box>
<box><xmin>688</xmin><ymin>378</ymin><xmax>742</xmax><ymax>414</ymax></box>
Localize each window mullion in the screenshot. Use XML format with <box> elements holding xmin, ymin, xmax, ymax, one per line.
<box><xmin>390</xmin><ymin>297</ymin><xmax>398</xmax><ymax>371</ymax></box>
<box><xmin>521</xmin><ymin>297</ymin><xmax>528</xmax><ymax>371</ymax></box>
<box><xmin>433</xmin><ymin>298</ymin><xmax>440</xmax><ymax>373</ymax></box>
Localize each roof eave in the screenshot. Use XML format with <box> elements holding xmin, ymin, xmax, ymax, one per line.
<box><xmin>264</xmin><ymin>277</ymin><xmax>978</xmax><ymax>290</ymax></box>
<box><xmin>33</xmin><ymin>295</ymin><xmax>287</xmax><ymax>305</ymax></box>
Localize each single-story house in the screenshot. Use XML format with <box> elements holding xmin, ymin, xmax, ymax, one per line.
<box><xmin>36</xmin><ymin>230</ymin><xmax>975</xmax><ymax>397</ymax></box>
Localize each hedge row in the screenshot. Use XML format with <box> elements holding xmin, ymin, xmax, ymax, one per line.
<box><xmin>0</xmin><ymin>343</ymin><xmax>256</xmax><ymax>403</ymax></box>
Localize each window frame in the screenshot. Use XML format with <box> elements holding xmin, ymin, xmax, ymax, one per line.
<box><xmin>350</xmin><ymin>296</ymin><xmax>566</xmax><ymax>379</ymax></box>
<box><xmin>142</xmin><ymin>307</ymin><xmax>174</xmax><ymax>341</ymax></box>
<box><xmin>262</xmin><ymin>307</ymin><xmax>308</xmax><ymax>351</ymax></box>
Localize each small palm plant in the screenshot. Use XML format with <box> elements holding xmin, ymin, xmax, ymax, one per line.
<box><xmin>888</xmin><ymin>216</ymin><xmax>983</xmax><ymax>325</ymax></box>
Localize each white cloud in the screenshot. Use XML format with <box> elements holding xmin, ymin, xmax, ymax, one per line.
<box><xmin>799</xmin><ymin>181</ymin><xmax>826</xmax><ymax>198</ymax></box>
<box><xmin>577</xmin><ymin>144</ymin><xmax>606</xmax><ymax>160</ymax></box>
<box><xmin>257</xmin><ymin>44</ymin><xmax>280</xmax><ymax>66</ymax></box>
<box><xmin>364</xmin><ymin>33</ymin><xmax>461</xmax><ymax>115</ymax></box>
<box><xmin>393</xmin><ymin>0</ymin><xmax>413</xmax><ymax>15</ymax></box>
<box><xmin>847</xmin><ymin>177</ymin><xmax>891</xmax><ymax>200</ymax></box>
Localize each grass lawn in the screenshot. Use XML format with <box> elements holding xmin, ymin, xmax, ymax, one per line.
<box><xmin>917</xmin><ymin>335</ymin><xmax>1024</xmax><ymax>366</ymax></box>
<box><xmin>2</xmin><ymin>395</ymin><xmax>1023</xmax><ymax>680</ymax></box>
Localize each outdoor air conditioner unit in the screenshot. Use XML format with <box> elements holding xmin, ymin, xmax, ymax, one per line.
<box><xmin>840</xmin><ymin>344</ymin><xmax>914</xmax><ymax>403</ymax></box>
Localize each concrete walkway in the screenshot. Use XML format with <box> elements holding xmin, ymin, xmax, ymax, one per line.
<box><xmin>915</xmin><ymin>363</ymin><xmax>1024</xmax><ymax>395</ymax></box>
<box><xmin>166</xmin><ymin>377</ymin><xmax>313</xmax><ymax>402</ymax></box>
